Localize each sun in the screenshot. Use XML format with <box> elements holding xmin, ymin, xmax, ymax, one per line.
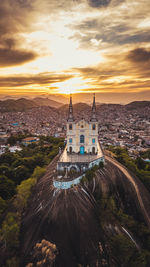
<box><xmin>52</xmin><ymin>77</ymin><xmax>91</xmax><ymax>95</ymax></box>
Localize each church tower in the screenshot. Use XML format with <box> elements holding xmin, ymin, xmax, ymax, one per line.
<box><xmin>57</xmin><ymin>93</ymin><xmax>104</xmax><ymax>174</ymax></box>
<box><xmin>68</xmin><ymin>94</ymin><xmax>74</xmax><ymax>122</ymax></box>
<box><xmin>89</xmin><ymin>93</ymin><xmax>99</xmax><ymax>154</ymax></box>
<box><xmin>67</xmin><ymin>94</ymin><xmax>75</xmax><ymax>153</ymax></box>
<box><xmin>91</xmin><ymin>93</ymin><xmax>97</xmax><ymax>122</ymax></box>
<box><xmin>66</xmin><ymin>94</ymin><xmax>99</xmax><ymax>154</ymax></box>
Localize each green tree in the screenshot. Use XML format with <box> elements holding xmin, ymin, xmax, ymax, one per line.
<box><xmin>0</xmin><ymin>152</ymin><xmax>17</xmax><ymax>165</ymax></box>
<box><xmin>34</xmin><ymin>153</ymin><xmax>46</xmax><ymax>167</ymax></box>
<box><xmin>7</xmin><ymin>135</ymin><xmax>17</xmax><ymax>145</ymax></box>
<box><xmin>99</xmin><ymin>161</ymin><xmax>104</xmax><ymax>168</ymax></box>
<box><xmin>0</xmin><ymin>196</ymin><xmax>7</xmax><ymax>216</ymax></box>
<box><xmin>0</xmin><ymin>164</ymin><xmax>14</xmax><ymax>179</ymax></box>
<box><xmin>14</xmin><ymin>165</ymin><xmax>30</xmax><ymax>184</ymax></box>
<box><xmin>135</xmin><ymin>157</ymin><xmax>146</xmax><ymax>170</ymax></box>
<box><xmin>6</xmin><ymin>256</ymin><xmax>19</xmax><ymax>267</ymax></box>
<box><xmin>0</xmin><ymin>175</ymin><xmax>15</xmax><ymax>200</ymax></box>
<box><xmin>0</xmin><ymin>212</ymin><xmax>20</xmax><ymax>251</ymax></box>
<box><xmin>110</xmin><ymin>234</ymin><xmax>145</xmax><ymax>267</ymax></box>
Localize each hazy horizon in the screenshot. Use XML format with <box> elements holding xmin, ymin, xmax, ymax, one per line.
<box><xmin>1</xmin><ymin>91</ymin><xmax>150</xmax><ymax>105</ymax></box>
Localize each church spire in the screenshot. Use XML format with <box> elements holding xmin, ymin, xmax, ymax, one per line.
<box><xmin>68</xmin><ymin>94</ymin><xmax>74</xmax><ymax>122</ymax></box>
<box><xmin>91</xmin><ymin>93</ymin><xmax>97</xmax><ymax>121</ymax></box>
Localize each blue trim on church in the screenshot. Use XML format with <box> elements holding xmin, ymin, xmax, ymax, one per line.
<box><xmin>80</xmin><ymin>146</ymin><xmax>85</xmax><ymax>154</ymax></box>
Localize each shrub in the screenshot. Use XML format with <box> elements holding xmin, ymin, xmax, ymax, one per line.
<box><xmin>14</xmin><ymin>178</ymin><xmax>36</xmax><ymax>212</ymax></box>
<box><xmin>0</xmin><ymin>212</ymin><xmax>20</xmax><ymax>252</ymax></box>
<box><xmin>32</xmin><ymin>166</ymin><xmax>46</xmax><ymax>180</ymax></box>
<box><xmin>0</xmin><ymin>175</ymin><xmax>15</xmax><ymax>200</ymax></box>
<box><xmin>0</xmin><ymin>196</ymin><xmax>7</xmax><ymax>217</ymax></box>
<box><xmin>99</xmin><ymin>161</ymin><xmax>104</xmax><ymax>168</ymax></box>
<box><xmin>14</xmin><ymin>166</ymin><xmax>45</xmax><ymax>212</ymax></box>
<box><xmin>110</xmin><ymin>234</ymin><xmax>146</xmax><ymax>267</ymax></box>
<box><xmin>6</xmin><ymin>256</ymin><xmax>19</xmax><ymax>267</ymax></box>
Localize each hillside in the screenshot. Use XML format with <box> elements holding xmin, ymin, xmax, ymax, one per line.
<box><xmin>0</xmin><ymin>97</ymin><xmax>63</xmax><ymax>112</ymax></box>
<box><xmin>33</xmin><ymin>97</ymin><xmax>63</xmax><ymax>108</ymax></box>
<box><xmin>126</xmin><ymin>101</ymin><xmax>150</xmax><ymax>110</ymax></box>
<box><xmin>0</xmin><ymin>98</ymin><xmax>38</xmax><ymax>112</ymax></box>
<box><xmin>0</xmin><ymin>98</ymin><xmax>150</xmax><ymax>113</ymax></box>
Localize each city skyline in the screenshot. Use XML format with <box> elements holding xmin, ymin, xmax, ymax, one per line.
<box><xmin>0</xmin><ymin>0</ymin><xmax>150</xmax><ymax>102</ymax></box>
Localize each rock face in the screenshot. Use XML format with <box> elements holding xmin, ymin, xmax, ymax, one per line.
<box><xmin>20</xmin><ymin>156</ymin><xmax>150</xmax><ymax>267</ymax></box>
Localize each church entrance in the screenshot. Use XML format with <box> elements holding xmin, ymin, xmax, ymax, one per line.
<box><xmin>92</xmin><ymin>147</ymin><xmax>95</xmax><ymax>154</ymax></box>
<box><xmin>80</xmin><ymin>146</ymin><xmax>85</xmax><ymax>154</ymax></box>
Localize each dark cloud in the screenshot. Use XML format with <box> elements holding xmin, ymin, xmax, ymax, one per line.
<box><xmin>0</xmin><ymin>1</ymin><xmax>34</xmax><ymax>36</ymax></box>
<box><xmin>0</xmin><ymin>48</ymin><xmax>37</xmax><ymax>67</ymax></box>
<box><xmin>72</xmin><ymin>17</ymin><xmax>150</xmax><ymax>49</ymax></box>
<box><xmin>0</xmin><ymin>0</ymin><xmax>38</xmax><ymax>67</ymax></box>
<box><xmin>127</xmin><ymin>48</ymin><xmax>150</xmax><ymax>63</ymax></box>
<box><xmin>0</xmin><ymin>0</ymin><xmax>80</xmax><ymax>67</ymax></box>
<box><xmin>88</xmin><ymin>0</ymin><xmax>111</xmax><ymax>8</ymax></box>
<box><xmin>0</xmin><ymin>73</ymin><xmax>73</xmax><ymax>87</ymax></box>
<box><xmin>73</xmin><ymin>48</ymin><xmax>150</xmax><ymax>87</ymax></box>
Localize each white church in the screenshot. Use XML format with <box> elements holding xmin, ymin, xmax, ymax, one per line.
<box><xmin>57</xmin><ymin>94</ymin><xmax>104</xmax><ymax>174</ymax></box>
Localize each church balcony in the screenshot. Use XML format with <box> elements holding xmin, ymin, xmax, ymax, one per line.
<box><xmin>58</xmin><ymin>142</ymin><xmax>103</xmax><ymax>164</ymax></box>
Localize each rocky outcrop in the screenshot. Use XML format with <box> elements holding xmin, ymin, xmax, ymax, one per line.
<box><xmin>20</xmin><ymin>156</ymin><xmax>150</xmax><ymax>267</ymax></box>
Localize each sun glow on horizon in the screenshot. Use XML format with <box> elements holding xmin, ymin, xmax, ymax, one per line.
<box><xmin>52</xmin><ymin>76</ymin><xmax>91</xmax><ymax>94</ymax></box>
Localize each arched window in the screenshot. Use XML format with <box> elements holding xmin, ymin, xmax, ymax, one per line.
<box><xmin>92</xmin><ymin>138</ymin><xmax>95</xmax><ymax>144</ymax></box>
<box><xmin>92</xmin><ymin>124</ymin><xmax>96</xmax><ymax>130</ymax></box>
<box><xmin>69</xmin><ymin>124</ymin><xmax>72</xmax><ymax>130</ymax></box>
<box><xmin>69</xmin><ymin>138</ymin><xmax>72</xmax><ymax>143</ymax></box>
<box><xmin>92</xmin><ymin>147</ymin><xmax>95</xmax><ymax>154</ymax></box>
<box><xmin>69</xmin><ymin>146</ymin><xmax>72</xmax><ymax>153</ymax></box>
<box><xmin>80</xmin><ymin>135</ymin><xmax>84</xmax><ymax>143</ymax></box>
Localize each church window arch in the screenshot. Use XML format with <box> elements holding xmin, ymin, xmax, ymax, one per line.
<box><xmin>69</xmin><ymin>124</ymin><xmax>72</xmax><ymax>130</ymax></box>
<box><xmin>80</xmin><ymin>135</ymin><xmax>84</xmax><ymax>143</ymax></box>
<box><xmin>92</xmin><ymin>138</ymin><xmax>95</xmax><ymax>144</ymax></box>
<box><xmin>92</xmin><ymin>124</ymin><xmax>96</xmax><ymax>130</ymax></box>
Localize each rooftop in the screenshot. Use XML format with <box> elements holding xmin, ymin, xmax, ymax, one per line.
<box><xmin>23</xmin><ymin>137</ymin><xmax>38</xmax><ymax>141</ymax></box>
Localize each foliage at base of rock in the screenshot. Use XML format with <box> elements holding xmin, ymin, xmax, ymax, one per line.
<box><xmin>26</xmin><ymin>239</ymin><xmax>57</xmax><ymax>267</ymax></box>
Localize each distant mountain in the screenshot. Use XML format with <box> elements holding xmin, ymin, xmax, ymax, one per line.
<box><xmin>0</xmin><ymin>98</ymin><xmax>38</xmax><ymax>112</ymax></box>
<box><xmin>45</xmin><ymin>94</ymin><xmax>68</xmax><ymax>104</ymax></box>
<box><xmin>0</xmin><ymin>98</ymin><xmax>149</xmax><ymax>113</ymax></box>
<box><xmin>125</xmin><ymin>101</ymin><xmax>150</xmax><ymax>110</ymax></box>
<box><xmin>0</xmin><ymin>97</ymin><xmax>63</xmax><ymax>112</ymax></box>
<box><xmin>33</xmin><ymin>97</ymin><xmax>63</xmax><ymax>108</ymax></box>
<box><xmin>60</xmin><ymin>102</ymin><xmax>90</xmax><ymax>111</ymax></box>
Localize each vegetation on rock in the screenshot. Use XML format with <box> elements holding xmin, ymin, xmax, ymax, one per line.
<box><xmin>0</xmin><ymin>135</ymin><xmax>64</xmax><ymax>266</ymax></box>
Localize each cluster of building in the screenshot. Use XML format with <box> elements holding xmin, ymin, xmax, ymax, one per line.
<box><xmin>0</xmin><ymin>107</ymin><xmax>66</xmax><ymax>138</ymax></box>
<box><xmin>99</xmin><ymin>118</ymin><xmax>150</xmax><ymax>158</ymax></box>
<box><xmin>0</xmin><ymin>98</ymin><xmax>150</xmax><ymax>159</ymax></box>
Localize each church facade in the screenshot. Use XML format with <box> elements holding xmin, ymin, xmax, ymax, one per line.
<box><xmin>57</xmin><ymin>94</ymin><xmax>104</xmax><ymax>174</ymax></box>
<box><xmin>67</xmin><ymin>94</ymin><xmax>98</xmax><ymax>155</ymax></box>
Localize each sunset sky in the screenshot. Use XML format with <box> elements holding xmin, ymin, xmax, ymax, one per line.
<box><xmin>0</xmin><ymin>0</ymin><xmax>150</xmax><ymax>103</ymax></box>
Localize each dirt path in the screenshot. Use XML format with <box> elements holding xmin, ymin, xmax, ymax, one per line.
<box><xmin>105</xmin><ymin>155</ymin><xmax>150</xmax><ymax>228</ymax></box>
